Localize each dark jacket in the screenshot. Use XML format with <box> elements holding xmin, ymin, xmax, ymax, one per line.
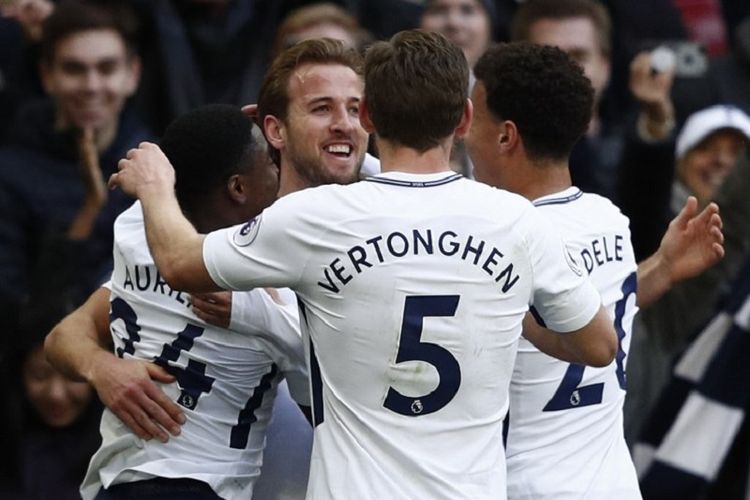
<box><xmin>0</xmin><ymin>99</ymin><xmax>152</xmax><ymax>320</ymax></box>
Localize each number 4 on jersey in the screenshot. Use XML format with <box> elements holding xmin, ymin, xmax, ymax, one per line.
<box><xmin>154</xmin><ymin>324</ymin><xmax>216</xmax><ymax>411</ymax></box>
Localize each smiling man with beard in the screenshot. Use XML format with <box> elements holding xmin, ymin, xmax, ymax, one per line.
<box><xmin>257</xmin><ymin>37</ymin><xmax>369</xmax><ymax>196</ymax></box>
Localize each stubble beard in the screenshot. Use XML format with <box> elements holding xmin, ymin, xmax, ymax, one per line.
<box><xmin>288</xmin><ymin>148</ymin><xmax>364</xmax><ymax>188</ymax></box>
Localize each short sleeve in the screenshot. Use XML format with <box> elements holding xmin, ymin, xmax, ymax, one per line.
<box><xmin>203</xmin><ymin>199</ymin><xmax>308</xmax><ymax>291</ymax></box>
<box><xmin>524</xmin><ymin>209</ymin><xmax>602</xmax><ymax>333</ymax></box>
<box><xmin>231</xmin><ymin>288</ymin><xmax>310</xmax><ymax>406</ymax></box>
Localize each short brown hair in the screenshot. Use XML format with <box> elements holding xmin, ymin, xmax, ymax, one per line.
<box><xmin>511</xmin><ymin>0</ymin><xmax>611</xmax><ymax>57</ymax></box>
<box><xmin>257</xmin><ymin>37</ymin><xmax>363</xmax><ymax>166</ymax></box>
<box><xmin>40</xmin><ymin>0</ymin><xmax>138</xmax><ymax>64</ymax></box>
<box><xmin>364</xmin><ymin>29</ymin><xmax>468</xmax><ymax>152</ymax></box>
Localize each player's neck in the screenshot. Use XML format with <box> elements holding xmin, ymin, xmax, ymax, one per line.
<box><xmin>277</xmin><ymin>165</ymin><xmax>310</xmax><ymax>197</ymax></box>
<box><xmin>376</xmin><ymin>137</ymin><xmax>453</xmax><ymax>174</ymax></box>
<box><xmin>516</xmin><ymin>158</ymin><xmax>572</xmax><ymax>201</ymax></box>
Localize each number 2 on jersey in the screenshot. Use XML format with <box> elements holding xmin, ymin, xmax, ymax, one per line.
<box><xmin>383</xmin><ymin>295</ymin><xmax>461</xmax><ymax>417</ymax></box>
<box><xmin>543</xmin><ymin>272</ymin><xmax>636</xmax><ymax>411</ymax></box>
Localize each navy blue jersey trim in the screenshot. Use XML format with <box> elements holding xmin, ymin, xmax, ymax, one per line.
<box><xmin>309</xmin><ymin>337</ymin><xmax>324</xmax><ymax>428</ymax></box>
<box><xmin>297</xmin><ymin>296</ymin><xmax>325</xmax><ymax>427</ymax></box>
<box><xmin>229</xmin><ymin>364</ymin><xmax>279</xmax><ymax>449</ymax></box>
<box><xmin>364</xmin><ymin>173</ymin><xmax>463</xmax><ymax>187</ymax></box>
<box><xmin>533</xmin><ymin>189</ymin><xmax>583</xmax><ymax>207</ymax></box>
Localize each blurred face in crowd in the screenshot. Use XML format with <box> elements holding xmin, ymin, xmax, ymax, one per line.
<box><xmin>678</xmin><ymin>129</ymin><xmax>748</xmax><ymax>205</ymax></box>
<box><xmin>421</xmin><ymin>0</ymin><xmax>491</xmax><ymax>68</ymax></box>
<box><xmin>41</xmin><ymin>29</ymin><xmax>140</xmax><ymax>133</ymax></box>
<box><xmin>23</xmin><ymin>344</ymin><xmax>93</xmax><ymax>428</ymax></box>
<box><xmin>282</xmin><ymin>23</ymin><xmax>358</xmax><ymax>50</ymax></box>
<box><xmin>526</xmin><ymin>17</ymin><xmax>610</xmax><ymax>106</ymax></box>
<box><xmin>277</xmin><ymin>63</ymin><xmax>368</xmax><ymax>187</ymax></box>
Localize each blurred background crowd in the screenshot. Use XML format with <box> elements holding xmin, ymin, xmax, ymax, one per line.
<box><xmin>1</xmin><ymin>0</ymin><xmax>750</xmax><ymax>498</ymax></box>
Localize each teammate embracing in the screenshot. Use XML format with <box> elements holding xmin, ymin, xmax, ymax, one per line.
<box><xmin>110</xmin><ymin>30</ymin><xmax>617</xmax><ymax>499</ymax></box>
<box><xmin>466</xmin><ymin>42</ymin><xmax>723</xmax><ymax>500</ymax></box>
<box><xmin>47</xmin><ymin>104</ymin><xmax>309</xmax><ymax>499</ymax></box>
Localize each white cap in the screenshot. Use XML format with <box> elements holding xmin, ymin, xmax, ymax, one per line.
<box><xmin>676</xmin><ymin>104</ymin><xmax>750</xmax><ymax>158</ymax></box>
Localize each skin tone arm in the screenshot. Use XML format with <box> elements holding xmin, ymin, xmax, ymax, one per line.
<box><xmin>45</xmin><ymin>287</ymin><xmax>186</xmax><ymax>442</ymax></box>
<box><xmin>521</xmin><ymin>306</ymin><xmax>617</xmax><ymax>367</ymax></box>
<box><xmin>525</xmin><ymin>196</ymin><xmax>724</xmax><ymax>361</ymax></box>
<box><xmin>637</xmin><ymin>196</ymin><xmax>724</xmax><ymax>308</ymax></box>
<box><xmin>109</xmin><ymin>142</ymin><xmax>218</xmax><ymax>293</ymax></box>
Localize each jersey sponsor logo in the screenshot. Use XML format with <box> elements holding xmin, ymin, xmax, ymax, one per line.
<box><xmin>234</xmin><ymin>216</ymin><xmax>262</xmax><ymax>247</ymax></box>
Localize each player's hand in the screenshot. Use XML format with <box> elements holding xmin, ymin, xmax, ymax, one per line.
<box><xmin>109</xmin><ymin>142</ymin><xmax>175</xmax><ymax>199</ymax></box>
<box><xmin>192</xmin><ymin>291</ymin><xmax>232</xmax><ymax>328</ymax></box>
<box><xmin>658</xmin><ymin>196</ymin><xmax>724</xmax><ymax>284</ymax></box>
<box><xmin>90</xmin><ymin>353</ymin><xmax>185</xmax><ymax>442</ymax></box>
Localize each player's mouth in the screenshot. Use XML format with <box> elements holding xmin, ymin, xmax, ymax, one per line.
<box><xmin>323</xmin><ymin>143</ymin><xmax>354</xmax><ymax>159</ymax></box>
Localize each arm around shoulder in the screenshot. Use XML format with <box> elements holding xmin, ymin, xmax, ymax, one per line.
<box><xmin>45</xmin><ymin>287</ymin><xmax>114</xmax><ymax>382</ymax></box>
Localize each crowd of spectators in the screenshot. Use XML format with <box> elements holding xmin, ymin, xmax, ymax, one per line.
<box><xmin>1</xmin><ymin>0</ymin><xmax>750</xmax><ymax>498</ymax></box>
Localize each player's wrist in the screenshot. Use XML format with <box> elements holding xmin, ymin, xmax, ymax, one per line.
<box><xmin>85</xmin><ymin>349</ymin><xmax>117</xmax><ymax>386</ymax></box>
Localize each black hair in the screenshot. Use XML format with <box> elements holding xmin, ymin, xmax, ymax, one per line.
<box><xmin>474</xmin><ymin>42</ymin><xmax>594</xmax><ymax>160</ymax></box>
<box><xmin>160</xmin><ymin>104</ymin><xmax>263</xmax><ymax>212</ymax></box>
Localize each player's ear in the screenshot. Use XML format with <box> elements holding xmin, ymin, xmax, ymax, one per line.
<box><xmin>226</xmin><ymin>174</ymin><xmax>248</xmax><ymax>205</ymax></box>
<box><xmin>497</xmin><ymin>120</ymin><xmax>519</xmax><ymax>154</ymax></box>
<box><xmin>359</xmin><ymin>96</ymin><xmax>375</xmax><ymax>134</ymax></box>
<box><xmin>263</xmin><ymin>115</ymin><xmax>286</xmax><ymax>151</ymax></box>
<box><xmin>454</xmin><ymin>98</ymin><xmax>473</xmax><ymax>139</ymax></box>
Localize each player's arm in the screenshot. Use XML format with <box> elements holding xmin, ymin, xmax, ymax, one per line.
<box><xmin>522</xmin><ymin>307</ymin><xmax>616</xmax><ymax>366</ymax></box>
<box><xmin>45</xmin><ymin>287</ymin><xmax>185</xmax><ymax>442</ymax></box>
<box><xmin>637</xmin><ymin>196</ymin><xmax>724</xmax><ymax>308</ymax></box>
<box><xmin>108</xmin><ymin>142</ymin><xmax>219</xmax><ymax>293</ymax></box>
<box><xmin>523</xmin><ymin>208</ymin><xmax>617</xmax><ymax>366</ymax></box>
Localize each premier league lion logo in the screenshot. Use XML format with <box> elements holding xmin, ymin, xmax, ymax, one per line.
<box><xmin>233</xmin><ymin>215</ymin><xmax>262</xmax><ymax>247</ymax></box>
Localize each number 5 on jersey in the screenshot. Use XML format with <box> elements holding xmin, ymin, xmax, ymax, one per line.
<box><xmin>384</xmin><ymin>295</ymin><xmax>461</xmax><ymax>417</ymax></box>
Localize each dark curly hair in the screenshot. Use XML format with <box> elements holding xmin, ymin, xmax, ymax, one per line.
<box><xmin>160</xmin><ymin>104</ymin><xmax>264</xmax><ymax>212</ymax></box>
<box><xmin>474</xmin><ymin>42</ymin><xmax>594</xmax><ymax>161</ymax></box>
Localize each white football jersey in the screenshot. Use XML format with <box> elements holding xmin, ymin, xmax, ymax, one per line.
<box><xmin>80</xmin><ymin>202</ymin><xmax>309</xmax><ymax>500</ymax></box>
<box><xmin>203</xmin><ymin>171</ymin><xmax>603</xmax><ymax>500</ymax></box>
<box><xmin>506</xmin><ymin>187</ymin><xmax>641</xmax><ymax>500</ymax></box>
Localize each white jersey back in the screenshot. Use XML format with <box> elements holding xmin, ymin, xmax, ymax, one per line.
<box><xmin>203</xmin><ymin>172</ymin><xmax>603</xmax><ymax>500</ymax></box>
<box><xmin>506</xmin><ymin>188</ymin><xmax>640</xmax><ymax>499</ymax></box>
<box><xmin>81</xmin><ymin>202</ymin><xmax>309</xmax><ymax>500</ymax></box>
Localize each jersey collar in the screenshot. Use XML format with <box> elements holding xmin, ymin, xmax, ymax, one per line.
<box><xmin>364</xmin><ymin>171</ymin><xmax>463</xmax><ymax>188</ymax></box>
<box><xmin>532</xmin><ymin>187</ymin><xmax>583</xmax><ymax>207</ymax></box>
